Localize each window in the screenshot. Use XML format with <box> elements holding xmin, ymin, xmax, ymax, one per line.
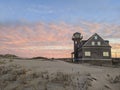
<box><xmin>94</xmin><ymin>36</ymin><xmax>98</xmax><ymax>40</ymax></box>
<box><xmin>85</xmin><ymin>51</ymin><xmax>91</xmax><ymax>56</ymax></box>
<box><xmin>92</xmin><ymin>41</ymin><xmax>95</xmax><ymax>45</ymax></box>
<box><xmin>97</xmin><ymin>42</ymin><xmax>101</xmax><ymax>45</ymax></box>
<box><xmin>75</xmin><ymin>41</ymin><xmax>77</xmax><ymax>44</ymax></box>
<box><xmin>103</xmin><ymin>52</ymin><xmax>109</xmax><ymax>56</ymax></box>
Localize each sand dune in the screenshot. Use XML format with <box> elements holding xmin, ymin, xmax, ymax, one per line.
<box><xmin>0</xmin><ymin>58</ymin><xmax>120</xmax><ymax>90</ymax></box>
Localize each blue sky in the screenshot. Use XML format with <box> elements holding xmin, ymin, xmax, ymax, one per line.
<box><xmin>0</xmin><ymin>0</ymin><xmax>120</xmax><ymax>24</ymax></box>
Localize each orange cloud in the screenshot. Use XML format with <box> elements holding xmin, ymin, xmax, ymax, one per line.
<box><xmin>108</xmin><ymin>43</ymin><xmax>120</xmax><ymax>57</ymax></box>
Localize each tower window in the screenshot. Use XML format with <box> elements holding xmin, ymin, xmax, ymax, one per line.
<box><xmin>85</xmin><ymin>51</ymin><xmax>91</xmax><ymax>56</ymax></box>
<box><xmin>75</xmin><ymin>41</ymin><xmax>77</xmax><ymax>44</ymax></box>
<box><xmin>103</xmin><ymin>52</ymin><xmax>109</xmax><ymax>56</ymax></box>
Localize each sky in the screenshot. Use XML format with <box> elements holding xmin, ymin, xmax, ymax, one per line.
<box><xmin>0</xmin><ymin>0</ymin><xmax>120</xmax><ymax>58</ymax></box>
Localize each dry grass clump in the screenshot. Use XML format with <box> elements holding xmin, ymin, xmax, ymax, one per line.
<box><xmin>9</xmin><ymin>59</ymin><xmax>14</xmax><ymax>62</ymax></box>
<box><xmin>0</xmin><ymin>58</ymin><xmax>14</xmax><ymax>65</ymax></box>
<box><xmin>51</xmin><ymin>72</ymin><xmax>72</xmax><ymax>82</ymax></box>
<box><xmin>40</xmin><ymin>71</ymin><xmax>49</xmax><ymax>79</ymax></box>
<box><xmin>48</xmin><ymin>72</ymin><xmax>92</xmax><ymax>90</ymax></box>
<box><xmin>0</xmin><ymin>62</ymin><xmax>93</xmax><ymax>90</ymax></box>
<box><xmin>107</xmin><ymin>74</ymin><xmax>120</xmax><ymax>84</ymax></box>
<box><xmin>0</xmin><ymin>64</ymin><xmax>21</xmax><ymax>75</ymax></box>
<box><xmin>71</xmin><ymin>73</ymin><xmax>92</xmax><ymax>90</ymax></box>
<box><xmin>0</xmin><ymin>64</ymin><xmax>28</xmax><ymax>90</ymax></box>
<box><xmin>0</xmin><ymin>60</ymin><xmax>6</xmax><ymax>64</ymax></box>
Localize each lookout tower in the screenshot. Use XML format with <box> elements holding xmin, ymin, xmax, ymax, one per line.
<box><xmin>72</xmin><ymin>32</ymin><xmax>83</xmax><ymax>62</ymax></box>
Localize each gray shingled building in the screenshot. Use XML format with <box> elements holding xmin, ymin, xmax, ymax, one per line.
<box><xmin>71</xmin><ymin>32</ymin><xmax>112</xmax><ymax>63</ymax></box>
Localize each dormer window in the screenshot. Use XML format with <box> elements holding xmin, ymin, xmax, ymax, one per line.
<box><xmin>97</xmin><ymin>41</ymin><xmax>101</xmax><ymax>45</ymax></box>
<box><xmin>94</xmin><ymin>36</ymin><xmax>98</xmax><ymax>40</ymax></box>
<box><xmin>92</xmin><ymin>41</ymin><xmax>95</xmax><ymax>45</ymax></box>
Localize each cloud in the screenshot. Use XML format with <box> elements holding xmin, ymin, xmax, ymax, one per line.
<box><xmin>0</xmin><ymin>21</ymin><xmax>120</xmax><ymax>58</ymax></box>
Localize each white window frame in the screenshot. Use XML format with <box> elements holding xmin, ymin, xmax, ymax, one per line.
<box><xmin>85</xmin><ymin>51</ymin><xmax>91</xmax><ymax>56</ymax></box>
<box><xmin>97</xmin><ymin>41</ymin><xmax>101</xmax><ymax>46</ymax></box>
<box><xmin>92</xmin><ymin>41</ymin><xmax>95</xmax><ymax>45</ymax></box>
<box><xmin>103</xmin><ymin>52</ymin><xmax>109</xmax><ymax>56</ymax></box>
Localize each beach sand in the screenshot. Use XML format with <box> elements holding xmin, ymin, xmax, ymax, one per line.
<box><xmin>0</xmin><ymin>58</ymin><xmax>120</xmax><ymax>90</ymax></box>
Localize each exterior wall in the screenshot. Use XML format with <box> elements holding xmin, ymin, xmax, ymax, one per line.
<box><xmin>81</xmin><ymin>46</ymin><xmax>111</xmax><ymax>60</ymax></box>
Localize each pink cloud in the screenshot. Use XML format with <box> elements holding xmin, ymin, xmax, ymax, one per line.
<box><xmin>0</xmin><ymin>21</ymin><xmax>120</xmax><ymax>58</ymax></box>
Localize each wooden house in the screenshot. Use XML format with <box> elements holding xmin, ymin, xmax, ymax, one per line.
<box><xmin>72</xmin><ymin>32</ymin><xmax>112</xmax><ymax>62</ymax></box>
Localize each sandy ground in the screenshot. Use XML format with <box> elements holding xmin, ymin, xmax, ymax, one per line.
<box><xmin>0</xmin><ymin>58</ymin><xmax>120</xmax><ymax>90</ymax></box>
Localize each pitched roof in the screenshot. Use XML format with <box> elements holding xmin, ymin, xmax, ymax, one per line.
<box><xmin>83</xmin><ymin>33</ymin><xmax>111</xmax><ymax>47</ymax></box>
